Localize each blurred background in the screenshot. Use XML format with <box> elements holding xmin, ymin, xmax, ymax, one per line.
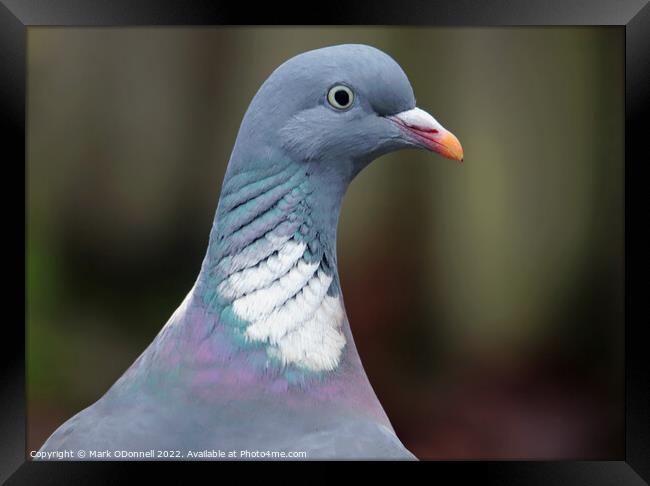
<box><xmin>27</xmin><ymin>27</ymin><xmax>624</xmax><ymax>459</ymax></box>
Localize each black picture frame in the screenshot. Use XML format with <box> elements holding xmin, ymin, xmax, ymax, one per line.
<box><xmin>3</xmin><ymin>0</ymin><xmax>649</xmax><ymax>483</ymax></box>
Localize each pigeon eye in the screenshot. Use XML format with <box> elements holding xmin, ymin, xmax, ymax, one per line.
<box><xmin>327</xmin><ymin>85</ymin><xmax>354</xmax><ymax>110</ymax></box>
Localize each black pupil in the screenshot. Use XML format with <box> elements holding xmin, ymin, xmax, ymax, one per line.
<box><xmin>334</xmin><ymin>89</ymin><xmax>349</xmax><ymax>106</ymax></box>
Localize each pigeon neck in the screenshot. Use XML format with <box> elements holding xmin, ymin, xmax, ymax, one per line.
<box><xmin>195</xmin><ymin>155</ymin><xmax>362</xmax><ymax>380</ymax></box>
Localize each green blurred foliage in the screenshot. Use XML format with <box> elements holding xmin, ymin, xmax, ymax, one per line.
<box><xmin>27</xmin><ymin>27</ymin><xmax>624</xmax><ymax>458</ymax></box>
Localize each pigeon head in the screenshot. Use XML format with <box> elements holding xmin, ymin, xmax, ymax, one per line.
<box><xmin>200</xmin><ymin>44</ymin><xmax>463</xmax><ymax>375</ymax></box>
<box><xmin>230</xmin><ymin>44</ymin><xmax>463</xmax><ymax>178</ymax></box>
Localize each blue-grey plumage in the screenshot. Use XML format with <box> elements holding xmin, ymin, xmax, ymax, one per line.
<box><xmin>38</xmin><ymin>44</ymin><xmax>463</xmax><ymax>460</ymax></box>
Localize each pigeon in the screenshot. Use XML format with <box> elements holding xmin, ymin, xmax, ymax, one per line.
<box><xmin>38</xmin><ymin>44</ymin><xmax>463</xmax><ymax>461</ymax></box>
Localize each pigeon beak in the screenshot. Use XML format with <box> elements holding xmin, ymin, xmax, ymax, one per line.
<box><xmin>388</xmin><ymin>107</ymin><xmax>464</xmax><ymax>162</ymax></box>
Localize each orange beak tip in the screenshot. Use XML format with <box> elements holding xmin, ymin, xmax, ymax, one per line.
<box><xmin>438</xmin><ymin>130</ymin><xmax>464</xmax><ymax>162</ymax></box>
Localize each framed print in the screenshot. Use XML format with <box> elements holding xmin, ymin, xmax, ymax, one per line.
<box><xmin>3</xmin><ymin>0</ymin><xmax>649</xmax><ymax>483</ymax></box>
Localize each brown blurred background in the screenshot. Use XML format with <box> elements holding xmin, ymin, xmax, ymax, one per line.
<box><xmin>26</xmin><ymin>27</ymin><xmax>624</xmax><ymax>459</ymax></box>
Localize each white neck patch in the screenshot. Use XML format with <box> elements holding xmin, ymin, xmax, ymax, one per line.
<box><xmin>217</xmin><ymin>237</ymin><xmax>346</xmax><ymax>372</ymax></box>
